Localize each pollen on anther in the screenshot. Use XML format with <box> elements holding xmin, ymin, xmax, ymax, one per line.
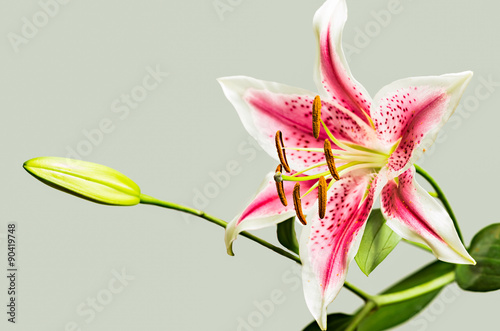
<box><xmin>312</xmin><ymin>95</ymin><xmax>322</xmax><ymax>139</ymax></box>
<box><xmin>318</xmin><ymin>176</ymin><xmax>327</xmax><ymax>219</ymax></box>
<box><xmin>274</xmin><ymin>164</ymin><xmax>287</xmax><ymax>206</ymax></box>
<box><xmin>324</xmin><ymin>139</ymin><xmax>340</xmax><ymax>180</ymax></box>
<box><xmin>293</xmin><ymin>183</ymin><xmax>307</xmax><ymax>225</ymax></box>
<box><xmin>275</xmin><ymin>131</ymin><xmax>291</xmax><ymax>172</ymax></box>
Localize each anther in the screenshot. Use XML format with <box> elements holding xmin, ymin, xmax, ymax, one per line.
<box><xmin>312</xmin><ymin>95</ymin><xmax>322</xmax><ymax>139</ymax></box>
<box><xmin>324</xmin><ymin>139</ymin><xmax>340</xmax><ymax>180</ymax></box>
<box><xmin>274</xmin><ymin>164</ymin><xmax>287</xmax><ymax>206</ymax></box>
<box><xmin>275</xmin><ymin>130</ymin><xmax>291</xmax><ymax>172</ymax></box>
<box><xmin>318</xmin><ymin>176</ymin><xmax>327</xmax><ymax>219</ymax></box>
<box><xmin>293</xmin><ymin>183</ymin><xmax>307</xmax><ymax>225</ymax></box>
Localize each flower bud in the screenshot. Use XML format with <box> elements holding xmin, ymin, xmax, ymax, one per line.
<box><xmin>23</xmin><ymin>157</ymin><xmax>141</xmax><ymax>206</ymax></box>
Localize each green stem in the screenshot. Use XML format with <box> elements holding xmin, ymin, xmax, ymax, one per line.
<box><xmin>142</xmin><ymin>192</ymin><xmax>456</xmax><ymax>331</ymax></box>
<box><xmin>343</xmin><ymin>282</ymin><xmax>374</xmax><ymax>302</ymax></box>
<box><xmin>414</xmin><ymin>165</ymin><xmax>463</xmax><ymax>243</ymax></box>
<box><xmin>139</xmin><ymin>194</ymin><xmax>301</xmax><ymax>264</ymax></box>
<box><xmin>374</xmin><ymin>271</ymin><xmax>455</xmax><ymax>306</ymax></box>
<box><xmin>141</xmin><ymin>194</ymin><xmax>385</xmax><ymax>302</ymax></box>
<box><xmin>345</xmin><ymin>300</ymin><xmax>377</xmax><ymax>331</ymax></box>
<box><xmin>345</xmin><ymin>271</ymin><xmax>455</xmax><ymax>330</ymax></box>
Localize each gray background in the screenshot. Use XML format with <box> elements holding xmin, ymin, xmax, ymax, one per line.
<box><xmin>2</xmin><ymin>0</ymin><xmax>499</xmax><ymax>330</ymax></box>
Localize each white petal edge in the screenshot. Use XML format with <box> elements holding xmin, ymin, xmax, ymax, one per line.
<box><xmin>372</xmin><ymin>71</ymin><xmax>473</xmax><ymax>177</ymax></box>
<box><xmin>381</xmin><ymin>168</ymin><xmax>475</xmax><ymax>265</ymax></box>
<box><xmin>224</xmin><ymin>172</ymin><xmax>298</xmax><ymax>256</ymax></box>
<box><xmin>217</xmin><ymin>76</ymin><xmax>317</xmax><ymax>163</ymax></box>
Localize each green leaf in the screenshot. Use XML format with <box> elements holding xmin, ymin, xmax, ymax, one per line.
<box><xmin>302</xmin><ymin>313</ymin><xmax>353</xmax><ymax>331</ymax></box>
<box><xmin>456</xmin><ymin>223</ymin><xmax>500</xmax><ymax>292</ymax></box>
<box><xmin>357</xmin><ymin>261</ymin><xmax>454</xmax><ymax>331</ymax></box>
<box><xmin>302</xmin><ymin>262</ymin><xmax>455</xmax><ymax>331</ymax></box>
<box><xmin>355</xmin><ymin>209</ymin><xmax>401</xmax><ymax>276</ymax></box>
<box><xmin>277</xmin><ymin>217</ymin><xmax>299</xmax><ymax>255</ymax></box>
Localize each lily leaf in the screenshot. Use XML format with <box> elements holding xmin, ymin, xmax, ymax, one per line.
<box><xmin>456</xmin><ymin>223</ymin><xmax>500</xmax><ymax>292</ymax></box>
<box><xmin>302</xmin><ymin>313</ymin><xmax>353</xmax><ymax>331</ymax></box>
<box><xmin>277</xmin><ymin>217</ymin><xmax>300</xmax><ymax>255</ymax></box>
<box><xmin>357</xmin><ymin>261</ymin><xmax>454</xmax><ymax>331</ymax></box>
<box><xmin>355</xmin><ymin>209</ymin><xmax>401</xmax><ymax>276</ymax></box>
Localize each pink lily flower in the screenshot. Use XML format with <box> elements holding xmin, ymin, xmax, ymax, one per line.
<box><xmin>218</xmin><ymin>0</ymin><xmax>475</xmax><ymax>328</ymax></box>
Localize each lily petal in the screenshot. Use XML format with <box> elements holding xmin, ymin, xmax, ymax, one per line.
<box><xmin>218</xmin><ymin>76</ymin><xmax>379</xmax><ymax>172</ymax></box>
<box><xmin>313</xmin><ymin>0</ymin><xmax>372</xmax><ymax>124</ymax></box>
<box><xmin>225</xmin><ymin>172</ymin><xmax>317</xmax><ymax>256</ymax></box>
<box><xmin>381</xmin><ymin>166</ymin><xmax>475</xmax><ymax>265</ymax></box>
<box><xmin>300</xmin><ymin>171</ymin><xmax>383</xmax><ymax>330</ymax></box>
<box><xmin>371</xmin><ymin>72</ymin><xmax>472</xmax><ymax>176</ymax></box>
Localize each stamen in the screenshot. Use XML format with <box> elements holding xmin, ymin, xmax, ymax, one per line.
<box><xmin>318</xmin><ymin>118</ymin><xmax>379</xmax><ymax>156</ymax></box>
<box><xmin>285</xmin><ymin>147</ymin><xmax>323</xmax><ymax>153</ymax></box>
<box><xmin>293</xmin><ymin>183</ymin><xmax>307</xmax><ymax>225</ymax></box>
<box><xmin>275</xmin><ymin>130</ymin><xmax>291</xmax><ymax>172</ymax></box>
<box><xmin>342</xmin><ymin>142</ymin><xmax>389</xmax><ymax>157</ymax></box>
<box><xmin>318</xmin><ymin>176</ymin><xmax>327</xmax><ymax>219</ymax></box>
<box><xmin>274</xmin><ymin>164</ymin><xmax>287</xmax><ymax>206</ymax></box>
<box><xmin>338</xmin><ymin>162</ymin><xmax>385</xmax><ymax>175</ymax></box>
<box><xmin>301</xmin><ymin>180</ymin><xmax>319</xmax><ymax>199</ymax></box>
<box><xmin>336</xmin><ymin>161</ymin><xmax>362</xmax><ymax>173</ymax></box>
<box><xmin>320</xmin><ymin>93</ymin><xmax>374</xmax><ymax>130</ymax></box>
<box><xmin>312</xmin><ymin>95</ymin><xmax>322</xmax><ymax>139</ymax></box>
<box><xmin>324</xmin><ymin>139</ymin><xmax>340</xmax><ymax>180</ymax></box>
<box><xmin>319</xmin><ymin>119</ymin><xmax>354</xmax><ymax>153</ymax></box>
<box><xmin>282</xmin><ymin>171</ymin><xmax>330</xmax><ymax>182</ymax></box>
<box><xmin>290</xmin><ymin>162</ymin><xmax>327</xmax><ymax>178</ymax></box>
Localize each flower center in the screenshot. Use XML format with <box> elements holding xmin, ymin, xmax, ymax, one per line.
<box><xmin>273</xmin><ymin>95</ymin><xmax>389</xmax><ymax>222</ymax></box>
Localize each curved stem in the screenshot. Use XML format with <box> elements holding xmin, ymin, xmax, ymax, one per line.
<box><xmin>414</xmin><ymin>165</ymin><xmax>463</xmax><ymax>243</ymax></box>
<box><xmin>374</xmin><ymin>271</ymin><xmax>455</xmax><ymax>306</ymax></box>
<box><xmin>345</xmin><ymin>271</ymin><xmax>455</xmax><ymax>330</ymax></box>
<box><xmin>343</xmin><ymin>282</ymin><xmax>374</xmax><ymax>302</ymax></box>
<box><xmin>140</xmin><ymin>194</ymin><xmax>378</xmax><ymax>300</ymax></box>
<box><xmin>345</xmin><ymin>300</ymin><xmax>377</xmax><ymax>331</ymax></box>
<box><xmin>139</xmin><ymin>194</ymin><xmax>301</xmax><ymax>264</ymax></box>
<box><xmin>142</xmin><ymin>191</ymin><xmax>455</xmax><ymax>331</ymax></box>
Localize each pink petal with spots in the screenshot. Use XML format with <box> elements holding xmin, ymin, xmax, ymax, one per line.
<box><xmin>371</xmin><ymin>72</ymin><xmax>472</xmax><ymax>176</ymax></box>
<box><xmin>313</xmin><ymin>0</ymin><xmax>372</xmax><ymax>125</ymax></box>
<box><xmin>225</xmin><ymin>172</ymin><xmax>318</xmax><ymax>256</ymax></box>
<box><xmin>381</xmin><ymin>167</ymin><xmax>474</xmax><ymax>265</ymax></box>
<box><xmin>300</xmin><ymin>170</ymin><xmax>384</xmax><ymax>330</ymax></box>
<box><xmin>218</xmin><ymin>76</ymin><xmax>379</xmax><ymax>173</ymax></box>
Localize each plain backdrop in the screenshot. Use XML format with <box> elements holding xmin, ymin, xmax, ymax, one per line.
<box><xmin>2</xmin><ymin>0</ymin><xmax>499</xmax><ymax>330</ymax></box>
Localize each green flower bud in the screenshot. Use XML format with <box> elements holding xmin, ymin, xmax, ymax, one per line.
<box><xmin>23</xmin><ymin>157</ymin><xmax>141</xmax><ymax>206</ymax></box>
